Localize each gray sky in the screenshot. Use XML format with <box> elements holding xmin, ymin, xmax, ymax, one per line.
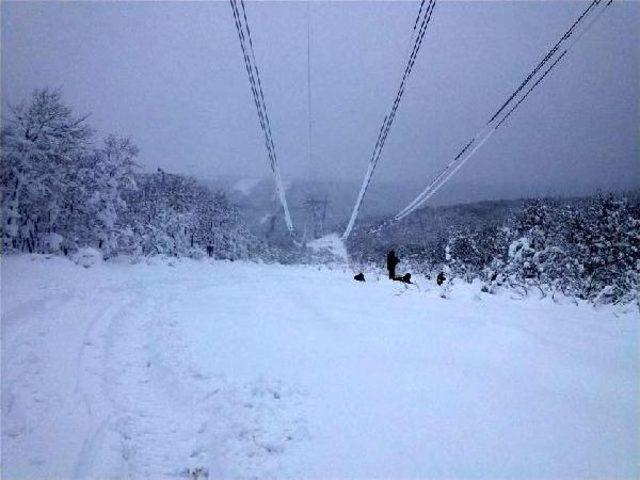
<box><xmin>2</xmin><ymin>1</ymin><xmax>639</xmax><ymax>199</ymax></box>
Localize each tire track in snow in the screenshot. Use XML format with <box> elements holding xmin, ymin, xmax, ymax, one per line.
<box><xmin>73</xmin><ymin>296</ymin><xmax>139</xmax><ymax>480</ymax></box>
<box><xmin>141</xmin><ymin>280</ymin><xmax>310</xmax><ymax>479</ymax></box>
<box><xmin>2</xmin><ymin>292</ymin><xmax>83</xmax><ymax>471</ymax></box>
<box><xmin>72</xmin><ymin>278</ymin><xmax>227</xmax><ymax>479</ymax></box>
<box><xmin>71</xmin><ymin>280</ymin><xmax>223</xmax><ymax>479</ymax></box>
<box><xmin>37</xmin><ymin>267</ymin><xmax>310</xmax><ymax>479</ymax></box>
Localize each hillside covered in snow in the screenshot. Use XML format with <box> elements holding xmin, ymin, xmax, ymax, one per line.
<box><xmin>2</xmin><ymin>255</ymin><xmax>638</xmax><ymax>479</ymax></box>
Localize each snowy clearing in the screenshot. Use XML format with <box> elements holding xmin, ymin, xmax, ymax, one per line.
<box><xmin>1</xmin><ymin>255</ymin><xmax>638</xmax><ymax>479</ymax></box>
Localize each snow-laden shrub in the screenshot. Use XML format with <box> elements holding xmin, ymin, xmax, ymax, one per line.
<box><xmin>444</xmin><ymin>195</ymin><xmax>639</xmax><ymax>305</ymax></box>
<box><xmin>43</xmin><ymin>232</ymin><xmax>64</xmax><ymax>253</ymax></box>
<box><xmin>186</xmin><ymin>247</ymin><xmax>206</xmax><ymax>260</ymax></box>
<box><xmin>445</xmin><ymin>225</ymin><xmax>506</xmax><ymax>283</ymax></box>
<box><xmin>72</xmin><ymin>247</ymin><xmax>103</xmax><ymax>268</ymax></box>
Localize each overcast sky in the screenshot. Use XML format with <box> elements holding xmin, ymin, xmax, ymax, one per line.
<box><xmin>2</xmin><ymin>1</ymin><xmax>638</xmax><ymax>199</ymax></box>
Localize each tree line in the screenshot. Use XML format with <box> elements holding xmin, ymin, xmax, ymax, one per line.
<box><xmin>3</xmin><ymin>89</ymin><xmax>638</xmax><ymax>305</ymax></box>
<box><xmin>349</xmin><ymin>195</ymin><xmax>639</xmax><ymax>305</ymax></box>
<box><xmin>1</xmin><ymin>89</ymin><xmax>255</xmax><ymax>260</ymax></box>
<box><xmin>445</xmin><ymin>196</ymin><xmax>639</xmax><ymax>304</ymax></box>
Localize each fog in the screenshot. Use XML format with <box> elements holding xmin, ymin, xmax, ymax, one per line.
<box><xmin>2</xmin><ymin>1</ymin><xmax>638</xmax><ymax>201</ymax></box>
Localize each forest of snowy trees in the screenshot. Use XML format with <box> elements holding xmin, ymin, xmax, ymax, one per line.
<box><xmin>350</xmin><ymin>195</ymin><xmax>640</xmax><ymax>305</ymax></box>
<box><xmin>1</xmin><ymin>89</ymin><xmax>256</xmax><ymax>260</ymax></box>
<box><xmin>445</xmin><ymin>197</ymin><xmax>639</xmax><ymax>304</ymax></box>
<box><xmin>2</xmin><ymin>89</ymin><xmax>638</xmax><ymax>305</ymax></box>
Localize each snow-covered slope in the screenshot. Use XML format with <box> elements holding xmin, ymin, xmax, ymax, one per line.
<box><xmin>231</xmin><ymin>177</ymin><xmax>263</xmax><ymax>196</ymax></box>
<box><xmin>2</xmin><ymin>255</ymin><xmax>638</xmax><ymax>479</ymax></box>
<box><xmin>307</xmin><ymin>233</ymin><xmax>349</xmax><ymax>263</ymax></box>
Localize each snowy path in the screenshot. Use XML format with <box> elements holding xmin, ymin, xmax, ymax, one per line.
<box><xmin>1</xmin><ymin>255</ymin><xmax>638</xmax><ymax>479</ymax></box>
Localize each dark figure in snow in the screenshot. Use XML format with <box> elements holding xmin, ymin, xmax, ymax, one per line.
<box><xmin>354</xmin><ymin>272</ymin><xmax>366</xmax><ymax>282</ymax></box>
<box><xmin>436</xmin><ymin>271</ymin><xmax>446</xmax><ymax>286</ymax></box>
<box><xmin>387</xmin><ymin>250</ymin><xmax>400</xmax><ymax>279</ymax></box>
<box><xmin>400</xmin><ymin>272</ymin><xmax>412</xmax><ymax>284</ymax></box>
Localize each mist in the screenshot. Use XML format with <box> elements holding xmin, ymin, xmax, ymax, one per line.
<box><xmin>2</xmin><ymin>1</ymin><xmax>638</xmax><ymax>204</ymax></box>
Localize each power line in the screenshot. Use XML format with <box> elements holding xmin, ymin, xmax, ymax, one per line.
<box><xmin>393</xmin><ymin>0</ymin><xmax>613</xmax><ymax>224</ymax></box>
<box><xmin>487</xmin><ymin>0</ymin><xmax>600</xmax><ymax>126</ymax></box>
<box><xmin>229</xmin><ymin>0</ymin><xmax>294</xmax><ymax>233</ymax></box>
<box><xmin>494</xmin><ymin>50</ymin><xmax>567</xmax><ymax>131</ymax></box>
<box><xmin>307</xmin><ymin>1</ymin><xmax>313</xmax><ymax>180</ymax></box>
<box><xmin>343</xmin><ymin>0</ymin><xmax>438</xmax><ymax>240</ymax></box>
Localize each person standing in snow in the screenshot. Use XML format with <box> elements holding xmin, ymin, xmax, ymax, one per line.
<box><xmin>386</xmin><ymin>250</ymin><xmax>400</xmax><ymax>279</ymax></box>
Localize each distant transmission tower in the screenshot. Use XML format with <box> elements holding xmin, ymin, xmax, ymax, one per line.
<box><xmin>304</xmin><ymin>195</ymin><xmax>329</xmax><ymax>240</ymax></box>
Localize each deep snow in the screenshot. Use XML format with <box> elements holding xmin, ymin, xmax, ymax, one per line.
<box><xmin>1</xmin><ymin>255</ymin><xmax>638</xmax><ymax>479</ymax></box>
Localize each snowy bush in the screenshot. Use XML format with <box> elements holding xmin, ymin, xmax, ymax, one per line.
<box><xmin>444</xmin><ymin>196</ymin><xmax>640</xmax><ymax>305</ymax></box>
<box><xmin>72</xmin><ymin>247</ymin><xmax>103</xmax><ymax>268</ymax></box>
<box><xmin>445</xmin><ymin>224</ymin><xmax>505</xmax><ymax>283</ymax></box>
<box><xmin>43</xmin><ymin>232</ymin><xmax>64</xmax><ymax>253</ymax></box>
<box><xmin>348</xmin><ymin>193</ymin><xmax>639</xmax><ymax>305</ymax></box>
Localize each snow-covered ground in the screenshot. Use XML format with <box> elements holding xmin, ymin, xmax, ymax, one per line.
<box><xmin>1</xmin><ymin>255</ymin><xmax>638</xmax><ymax>479</ymax></box>
<box><xmin>307</xmin><ymin>234</ymin><xmax>349</xmax><ymax>262</ymax></box>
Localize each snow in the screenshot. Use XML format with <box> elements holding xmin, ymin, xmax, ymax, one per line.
<box><xmin>259</xmin><ymin>213</ymin><xmax>271</xmax><ymax>225</ymax></box>
<box><xmin>2</xmin><ymin>255</ymin><xmax>638</xmax><ymax>479</ymax></box>
<box><xmin>71</xmin><ymin>247</ymin><xmax>103</xmax><ymax>268</ymax></box>
<box><xmin>44</xmin><ymin>232</ymin><xmax>64</xmax><ymax>253</ymax></box>
<box><xmin>306</xmin><ymin>233</ymin><xmax>349</xmax><ymax>263</ymax></box>
<box><xmin>232</xmin><ymin>178</ymin><xmax>262</xmax><ymax>196</ymax></box>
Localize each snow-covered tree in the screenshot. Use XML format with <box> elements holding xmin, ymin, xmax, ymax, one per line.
<box><xmin>2</xmin><ymin>89</ymin><xmax>257</xmax><ymax>261</ymax></box>
<box><xmin>78</xmin><ymin>135</ymin><xmax>139</xmax><ymax>256</ymax></box>
<box><xmin>2</xmin><ymin>88</ymin><xmax>92</xmax><ymax>253</ymax></box>
<box><xmin>445</xmin><ymin>224</ymin><xmax>505</xmax><ymax>283</ymax></box>
<box><xmin>443</xmin><ymin>196</ymin><xmax>639</xmax><ymax>304</ymax></box>
<box><xmin>123</xmin><ymin>170</ymin><xmax>254</xmax><ymax>259</ymax></box>
<box><xmin>564</xmin><ymin>195</ymin><xmax>639</xmax><ymax>303</ymax></box>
